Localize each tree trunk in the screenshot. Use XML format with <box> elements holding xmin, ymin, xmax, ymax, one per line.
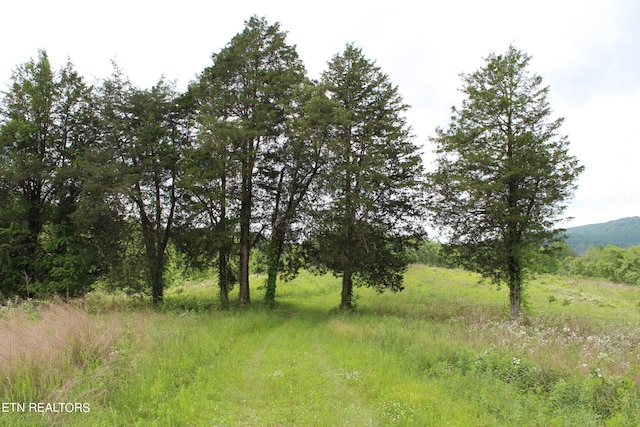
<box><xmin>505</xmin><ymin>136</ymin><xmax>522</xmax><ymax>321</ymax></box>
<box><xmin>507</xmin><ymin>252</ymin><xmax>522</xmax><ymax>320</ymax></box>
<box><xmin>239</xmin><ymin>171</ymin><xmax>251</xmax><ymax>306</ymax></box>
<box><xmin>140</xmin><ymin>216</ymin><xmax>164</xmax><ymax>306</ymax></box>
<box><xmin>341</xmin><ymin>224</ymin><xmax>355</xmax><ymax>309</ymax></box>
<box><xmin>150</xmin><ymin>253</ymin><xmax>164</xmax><ymax>306</ymax></box>
<box><xmin>341</xmin><ymin>269</ymin><xmax>354</xmax><ymax>309</ymax></box>
<box><xmin>509</xmin><ymin>284</ymin><xmax>521</xmax><ymax>320</ymax></box>
<box><xmin>264</xmin><ymin>241</ymin><xmax>279</xmax><ymax>308</ymax></box>
<box><xmin>218</xmin><ymin>175</ymin><xmax>230</xmax><ymax>309</ymax></box>
<box><xmin>264</xmin><ymin>221</ymin><xmax>286</xmax><ymax>308</ymax></box>
<box><xmin>218</xmin><ymin>247</ymin><xmax>230</xmax><ymax>309</ymax></box>
<box><xmin>264</xmin><ymin>169</ymin><xmax>285</xmax><ymax>308</ymax></box>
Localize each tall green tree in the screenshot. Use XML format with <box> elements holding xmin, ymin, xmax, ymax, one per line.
<box><xmin>199</xmin><ymin>16</ymin><xmax>306</xmax><ymax>305</ymax></box>
<box><xmin>177</xmin><ymin>83</ymin><xmax>239</xmax><ymax>308</ymax></box>
<box><xmin>310</xmin><ymin>44</ymin><xmax>426</xmax><ymax>309</ymax></box>
<box><xmin>257</xmin><ymin>82</ymin><xmax>336</xmax><ymax>307</ymax></box>
<box><xmin>99</xmin><ymin>68</ymin><xmax>191</xmax><ymax>305</ymax></box>
<box><xmin>0</xmin><ymin>50</ymin><xmax>63</xmax><ymax>294</ymax></box>
<box><xmin>427</xmin><ymin>45</ymin><xmax>584</xmax><ymax>320</ymax></box>
<box><xmin>0</xmin><ymin>50</ymin><xmax>120</xmax><ymax>297</ymax></box>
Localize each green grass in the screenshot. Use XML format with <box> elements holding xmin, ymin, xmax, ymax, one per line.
<box><xmin>2</xmin><ymin>267</ymin><xmax>640</xmax><ymax>426</ymax></box>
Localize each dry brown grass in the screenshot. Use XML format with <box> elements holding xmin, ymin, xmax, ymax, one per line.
<box><xmin>0</xmin><ymin>299</ymin><xmax>128</xmax><ymax>402</ymax></box>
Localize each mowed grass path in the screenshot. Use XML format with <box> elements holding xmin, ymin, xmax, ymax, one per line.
<box><xmin>3</xmin><ymin>266</ymin><xmax>640</xmax><ymax>426</ymax></box>
<box><xmin>93</xmin><ymin>275</ymin><xmax>419</xmax><ymax>426</ymax></box>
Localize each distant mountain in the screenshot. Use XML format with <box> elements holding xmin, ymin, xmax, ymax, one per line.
<box><xmin>565</xmin><ymin>216</ymin><xmax>640</xmax><ymax>254</ymax></box>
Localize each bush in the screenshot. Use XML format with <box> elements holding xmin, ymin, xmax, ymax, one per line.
<box><xmin>405</xmin><ymin>240</ymin><xmax>455</xmax><ymax>267</ymax></box>
<box><xmin>566</xmin><ymin>244</ymin><xmax>640</xmax><ymax>285</ymax></box>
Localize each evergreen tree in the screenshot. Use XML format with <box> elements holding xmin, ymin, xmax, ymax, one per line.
<box><xmin>198</xmin><ymin>16</ymin><xmax>306</xmax><ymax>305</ymax></box>
<box><xmin>0</xmin><ymin>50</ymin><xmax>61</xmax><ymax>294</ymax></box>
<box><xmin>0</xmin><ymin>51</ymin><xmax>120</xmax><ymax>297</ymax></box>
<box><xmin>427</xmin><ymin>45</ymin><xmax>584</xmax><ymax>319</ymax></box>
<box><xmin>257</xmin><ymin>81</ymin><xmax>336</xmax><ymax>307</ymax></box>
<box><xmin>177</xmin><ymin>83</ymin><xmax>239</xmax><ymax>308</ymax></box>
<box><xmin>98</xmin><ymin>68</ymin><xmax>191</xmax><ymax>305</ymax></box>
<box><xmin>311</xmin><ymin>44</ymin><xmax>426</xmax><ymax>309</ymax></box>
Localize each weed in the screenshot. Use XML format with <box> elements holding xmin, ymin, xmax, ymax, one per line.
<box><xmin>0</xmin><ymin>300</ymin><xmax>130</xmax><ymax>427</ymax></box>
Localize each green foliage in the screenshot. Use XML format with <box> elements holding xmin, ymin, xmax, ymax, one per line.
<box><xmin>529</xmin><ymin>240</ymin><xmax>576</xmax><ymax>275</ymax></box>
<box><xmin>0</xmin><ymin>22</ymin><xmax>616</xmax><ymax>326</ymax></box>
<box><xmin>427</xmin><ymin>45</ymin><xmax>584</xmax><ymax>319</ymax></box>
<box><xmin>566</xmin><ymin>244</ymin><xmax>640</xmax><ymax>285</ymax></box>
<box><xmin>197</xmin><ymin>15</ymin><xmax>307</xmax><ymax>306</ymax></box>
<box><xmin>566</xmin><ymin>216</ymin><xmax>640</xmax><ymax>254</ymax></box>
<box><xmin>258</xmin><ymin>82</ymin><xmax>336</xmax><ymax>307</ymax></box>
<box><xmin>97</xmin><ymin>70</ymin><xmax>191</xmax><ymax>304</ymax></box>
<box><xmin>405</xmin><ymin>240</ymin><xmax>458</xmax><ymax>268</ymax></box>
<box><xmin>309</xmin><ymin>43</ymin><xmax>426</xmax><ymax>308</ymax></box>
<box><xmin>0</xmin><ymin>50</ymin><xmax>125</xmax><ymax>298</ymax></box>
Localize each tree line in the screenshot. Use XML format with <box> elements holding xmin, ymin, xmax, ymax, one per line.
<box><xmin>564</xmin><ymin>244</ymin><xmax>640</xmax><ymax>286</ymax></box>
<box><xmin>0</xmin><ymin>17</ymin><xmax>425</xmax><ymax>309</ymax></box>
<box><xmin>409</xmin><ymin>240</ymin><xmax>640</xmax><ymax>286</ymax></box>
<box><xmin>0</xmin><ymin>17</ymin><xmax>583</xmax><ymax>318</ymax></box>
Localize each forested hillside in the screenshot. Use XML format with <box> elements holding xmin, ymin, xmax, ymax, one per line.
<box><xmin>565</xmin><ymin>217</ymin><xmax>640</xmax><ymax>254</ymax></box>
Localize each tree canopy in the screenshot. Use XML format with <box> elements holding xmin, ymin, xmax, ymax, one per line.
<box><xmin>427</xmin><ymin>45</ymin><xmax>584</xmax><ymax>319</ymax></box>
<box><xmin>1</xmin><ymin>25</ymin><xmax>589</xmax><ymax>317</ymax></box>
<box><xmin>0</xmin><ymin>50</ymin><xmax>123</xmax><ymax>298</ymax></box>
<box><xmin>196</xmin><ymin>16</ymin><xmax>306</xmax><ymax>306</ymax></box>
<box><xmin>308</xmin><ymin>44</ymin><xmax>426</xmax><ymax>309</ymax></box>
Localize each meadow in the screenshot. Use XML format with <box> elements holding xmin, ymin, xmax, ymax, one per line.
<box><xmin>1</xmin><ymin>266</ymin><xmax>640</xmax><ymax>426</ymax></box>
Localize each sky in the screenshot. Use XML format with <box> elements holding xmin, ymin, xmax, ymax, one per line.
<box><xmin>1</xmin><ymin>0</ymin><xmax>638</xmax><ymax>229</ymax></box>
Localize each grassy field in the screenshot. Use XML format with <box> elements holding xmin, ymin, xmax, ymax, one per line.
<box><xmin>1</xmin><ymin>266</ymin><xmax>640</xmax><ymax>426</ymax></box>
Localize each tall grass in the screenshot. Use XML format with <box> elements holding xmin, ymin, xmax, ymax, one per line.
<box><xmin>0</xmin><ymin>299</ymin><xmax>131</xmax><ymax>426</ymax></box>
<box><xmin>1</xmin><ymin>267</ymin><xmax>640</xmax><ymax>425</ymax></box>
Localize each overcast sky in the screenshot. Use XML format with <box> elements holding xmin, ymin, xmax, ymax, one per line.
<box><xmin>2</xmin><ymin>0</ymin><xmax>638</xmax><ymax>228</ymax></box>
